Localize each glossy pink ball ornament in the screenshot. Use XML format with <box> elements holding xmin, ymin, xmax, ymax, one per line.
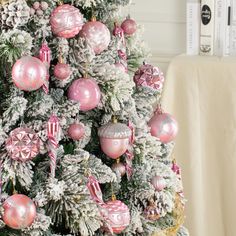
<box><xmin>79</xmin><ymin>18</ymin><xmax>111</xmax><ymax>54</ymax></box>
<box><xmin>98</xmin><ymin>120</ymin><xmax>131</xmax><ymax>159</ymax></box>
<box><xmin>101</xmin><ymin>199</ymin><xmax>130</xmax><ymax>234</ymax></box>
<box><xmin>148</xmin><ymin>110</ymin><xmax>178</xmax><ymax>144</ymax></box>
<box><xmin>12</xmin><ymin>56</ymin><xmax>47</xmax><ymax>91</ymax></box>
<box><xmin>3</xmin><ymin>194</ymin><xmax>36</xmax><ymax>229</ymax></box>
<box><xmin>68</xmin><ymin>122</ymin><xmax>85</xmax><ymax>140</ymax></box>
<box><xmin>5</xmin><ymin>127</ymin><xmax>40</xmax><ymax>162</ymax></box>
<box><xmin>121</xmin><ymin>16</ymin><xmax>137</xmax><ymax>35</ymax></box>
<box><xmin>54</xmin><ymin>62</ymin><xmax>71</xmax><ymax>80</ymax></box>
<box><xmin>50</xmin><ymin>4</ymin><xmax>84</xmax><ymax>38</ymax></box>
<box><xmin>112</xmin><ymin>161</ymin><xmax>126</xmax><ymax>177</ymax></box>
<box><xmin>151</xmin><ymin>176</ymin><xmax>166</xmax><ymax>191</ymax></box>
<box><xmin>68</xmin><ymin>77</ymin><xmax>101</xmax><ymax>111</ymax></box>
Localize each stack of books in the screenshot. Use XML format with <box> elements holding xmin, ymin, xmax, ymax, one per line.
<box><xmin>187</xmin><ymin>0</ymin><xmax>236</xmax><ymax>56</ymax></box>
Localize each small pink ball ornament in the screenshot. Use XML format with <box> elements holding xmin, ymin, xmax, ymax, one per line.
<box><xmin>151</xmin><ymin>176</ymin><xmax>166</xmax><ymax>191</ymax></box>
<box><xmin>121</xmin><ymin>16</ymin><xmax>137</xmax><ymax>35</ymax></box>
<box><xmin>50</xmin><ymin>4</ymin><xmax>84</xmax><ymax>38</ymax></box>
<box><xmin>98</xmin><ymin>120</ymin><xmax>131</xmax><ymax>159</ymax></box>
<box><xmin>5</xmin><ymin>127</ymin><xmax>40</xmax><ymax>162</ymax></box>
<box><xmin>79</xmin><ymin>18</ymin><xmax>111</xmax><ymax>54</ymax></box>
<box><xmin>2</xmin><ymin>194</ymin><xmax>36</xmax><ymax>229</ymax></box>
<box><xmin>54</xmin><ymin>62</ymin><xmax>71</xmax><ymax>80</ymax></box>
<box><xmin>101</xmin><ymin>199</ymin><xmax>130</xmax><ymax>234</ymax></box>
<box><xmin>112</xmin><ymin>161</ymin><xmax>126</xmax><ymax>177</ymax></box>
<box><xmin>148</xmin><ymin>109</ymin><xmax>178</xmax><ymax>143</ymax></box>
<box><xmin>68</xmin><ymin>77</ymin><xmax>101</xmax><ymax>111</ymax></box>
<box><xmin>68</xmin><ymin>122</ymin><xmax>85</xmax><ymax>140</ymax></box>
<box><xmin>12</xmin><ymin>56</ymin><xmax>47</xmax><ymax>91</ymax></box>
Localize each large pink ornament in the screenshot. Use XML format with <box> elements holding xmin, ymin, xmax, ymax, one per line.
<box><xmin>54</xmin><ymin>62</ymin><xmax>71</xmax><ymax>80</ymax></box>
<box><xmin>148</xmin><ymin>111</ymin><xmax>178</xmax><ymax>143</ymax></box>
<box><xmin>5</xmin><ymin>127</ymin><xmax>40</xmax><ymax>162</ymax></box>
<box><xmin>68</xmin><ymin>122</ymin><xmax>85</xmax><ymax>140</ymax></box>
<box><xmin>12</xmin><ymin>56</ymin><xmax>47</xmax><ymax>91</ymax></box>
<box><xmin>101</xmin><ymin>200</ymin><xmax>130</xmax><ymax>234</ymax></box>
<box><xmin>121</xmin><ymin>17</ymin><xmax>137</xmax><ymax>35</ymax></box>
<box><xmin>134</xmin><ymin>63</ymin><xmax>165</xmax><ymax>91</ymax></box>
<box><xmin>151</xmin><ymin>176</ymin><xmax>166</xmax><ymax>191</ymax></box>
<box><xmin>79</xmin><ymin>20</ymin><xmax>111</xmax><ymax>54</ymax></box>
<box><xmin>98</xmin><ymin>121</ymin><xmax>131</xmax><ymax>159</ymax></box>
<box><xmin>3</xmin><ymin>194</ymin><xmax>36</xmax><ymax>229</ymax></box>
<box><xmin>50</xmin><ymin>4</ymin><xmax>84</xmax><ymax>38</ymax></box>
<box><xmin>68</xmin><ymin>77</ymin><xmax>101</xmax><ymax>111</ymax></box>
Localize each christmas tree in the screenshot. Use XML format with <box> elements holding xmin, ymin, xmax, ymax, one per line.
<box><xmin>0</xmin><ymin>0</ymin><xmax>189</xmax><ymax>235</ymax></box>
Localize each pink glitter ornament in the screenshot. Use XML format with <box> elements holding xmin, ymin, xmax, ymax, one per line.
<box><xmin>12</xmin><ymin>56</ymin><xmax>47</xmax><ymax>91</ymax></box>
<box><xmin>50</xmin><ymin>4</ymin><xmax>84</xmax><ymax>38</ymax></box>
<box><xmin>148</xmin><ymin>110</ymin><xmax>178</xmax><ymax>144</ymax></box>
<box><xmin>98</xmin><ymin>121</ymin><xmax>132</xmax><ymax>159</ymax></box>
<box><xmin>5</xmin><ymin>127</ymin><xmax>40</xmax><ymax>162</ymax></box>
<box><xmin>3</xmin><ymin>194</ymin><xmax>36</xmax><ymax>229</ymax></box>
<box><xmin>121</xmin><ymin>17</ymin><xmax>137</xmax><ymax>35</ymax></box>
<box><xmin>79</xmin><ymin>19</ymin><xmax>111</xmax><ymax>54</ymax></box>
<box><xmin>54</xmin><ymin>62</ymin><xmax>71</xmax><ymax>80</ymax></box>
<box><xmin>151</xmin><ymin>176</ymin><xmax>166</xmax><ymax>191</ymax></box>
<box><xmin>68</xmin><ymin>122</ymin><xmax>85</xmax><ymax>140</ymax></box>
<box><xmin>101</xmin><ymin>199</ymin><xmax>130</xmax><ymax>234</ymax></box>
<box><xmin>134</xmin><ymin>63</ymin><xmax>165</xmax><ymax>91</ymax></box>
<box><xmin>68</xmin><ymin>77</ymin><xmax>101</xmax><ymax>111</ymax></box>
<box><xmin>112</xmin><ymin>161</ymin><xmax>126</xmax><ymax>177</ymax></box>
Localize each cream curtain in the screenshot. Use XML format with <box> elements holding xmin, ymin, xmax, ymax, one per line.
<box><xmin>161</xmin><ymin>55</ymin><xmax>236</xmax><ymax>236</ymax></box>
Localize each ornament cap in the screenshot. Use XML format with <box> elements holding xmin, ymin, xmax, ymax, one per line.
<box><xmin>91</xmin><ymin>16</ymin><xmax>96</xmax><ymax>22</ymax></box>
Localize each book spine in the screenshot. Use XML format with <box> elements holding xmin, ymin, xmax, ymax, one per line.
<box><xmin>230</xmin><ymin>0</ymin><xmax>236</xmax><ymax>55</ymax></box>
<box><xmin>200</xmin><ymin>0</ymin><xmax>215</xmax><ymax>55</ymax></box>
<box><xmin>224</xmin><ymin>0</ymin><xmax>231</xmax><ymax>56</ymax></box>
<box><xmin>186</xmin><ymin>1</ymin><xmax>200</xmax><ymax>55</ymax></box>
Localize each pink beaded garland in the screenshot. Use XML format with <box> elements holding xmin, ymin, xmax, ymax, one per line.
<box><xmin>50</xmin><ymin>4</ymin><xmax>84</xmax><ymax>38</ymax></box>
<box><xmin>12</xmin><ymin>56</ymin><xmax>47</xmax><ymax>91</ymax></box>
<box><xmin>54</xmin><ymin>62</ymin><xmax>71</xmax><ymax>80</ymax></box>
<box><xmin>3</xmin><ymin>194</ymin><xmax>36</xmax><ymax>229</ymax></box>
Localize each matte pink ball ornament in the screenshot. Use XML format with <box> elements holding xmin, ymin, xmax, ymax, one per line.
<box><xmin>148</xmin><ymin>110</ymin><xmax>178</xmax><ymax>143</ymax></box>
<box><xmin>98</xmin><ymin>120</ymin><xmax>131</xmax><ymax>159</ymax></box>
<box><xmin>68</xmin><ymin>77</ymin><xmax>101</xmax><ymax>111</ymax></box>
<box><xmin>3</xmin><ymin>194</ymin><xmax>36</xmax><ymax>229</ymax></box>
<box><xmin>151</xmin><ymin>176</ymin><xmax>166</xmax><ymax>191</ymax></box>
<box><xmin>50</xmin><ymin>4</ymin><xmax>84</xmax><ymax>38</ymax></box>
<box><xmin>12</xmin><ymin>56</ymin><xmax>47</xmax><ymax>91</ymax></box>
<box><xmin>101</xmin><ymin>199</ymin><xmax>130</xmax><ymax>234</ymax></box>
<box><xmin>68</xmin><ymin>122</ymin><xmax>85</xmax><ymax>140</ymax></box>
<box><xmin>121</xmin><ymin>16</ymin><xmax>137</xmax><ymax>35</ymax></box>
<box><xmin>54</xmin><ymin>62</ymin><xmax>71</xmax><ymax>80</ymax></box>
<box><xmin>79</xmin><ymin>18</ymin><xmax>111</xmax><ymax>54</ymax></box>
<box><xmin>5</xmin><ymin>127</ymin><xmax>40</xmax><ymax>162</ymax></box>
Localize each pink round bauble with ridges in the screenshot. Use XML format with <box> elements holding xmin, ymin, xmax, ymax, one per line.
<box><xmin>151</xmin><ymin>176</ymin><xmax>166</xmax><ymax>191</ymax></box>
<box><xmin>68</xmin><ymin>122</ymin><xmax>85</xmax><ymax>140</ymax></box>
<box><xmin>112</xmin><ymin>162</ymin><xmax>126</xmax><ymax>177</ymax></box>
<box><xmin>12</xmin><ymin>56</ymin><xmax>47</xmax><ymax>91</ymax></box>
<box><xmin>68</xmin><ymin>77</ymin><xmax>101</xmax><ymax>111</ymax></box>
<box><xmin>79</xmin><ymin>19</ymin><xmax>111</xmax><ymax>54</ymax></box>
<box><xmin>101</xmin><ymin>199</ymin><xmax>130</xmax><ymax>234</ymax></box>
<box><xmin>5</xmin><ymin>127</ymin><xmax>40</xmax><ymax>162</ymax></box>
<box><xmin>50</xmin><ymin>4</ymin><xmax>84</xmax><ymax>38</ymax></box>
<box><xmin>121</xmin><ymin>17</ymin><xmax>137</xmax><ymax>35</ymax></box>
<box><xmin>54</xmin><ymin>62</ymin><xmax>71</xmax><ymax>80</ymax></box>
<box><xmin>3</xmin><ymin>194</ymin><xmax>36</xmax><ymax>229</ymax></box>
<box><xmin>148</xmin><ymin>111</ymin><xmax>178</xmax><ymax>143</ymax></box>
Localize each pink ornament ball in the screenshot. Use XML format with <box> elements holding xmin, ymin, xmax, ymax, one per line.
<box><xmin>3</xmin><ymin>194</ymin><xmax>36</xmax><ymax>229</ymax></box>
<box><xmin>40</xmin><ymin>1</ymin><xmax>48</xmax><ymax>11</ymax></box>
<box><xmin>12</xmin><ymin>56</ymin><xmax>47</xmax><ymax>91</ymax></box>
<box><xmin>68</xmin><ymin>123</ymin><xmax>85</xmax><ymax>140</ymax></box>
<box><xmin>54</xmin><ymin>62</ymin><xmax>71</xmax><ymax>80</ymax></box>
<box><xmin>148</xmin><ymin>112</ymin><xmax>178</xmax><ymax>143</ymax></box>
<box><xmin>151</xmin><ymin>176</ymin><xmax>166</xmax><ymax>191</ymax></box>
<box><xmin>121</xmin><ymin>18</ymin><xmax>137</xmax><ymax>35</ymax></box>
<box><xmin>101</xmin><ymin>200</ymin><xmax>130</xmax><ymax>234</ymax></box>
<box><xmin>50</xmin><ymin>4</ymin><xmax>84</xmax><ymax>38</ymax></box>
<box><xmin>33</xmin><ymin>1</ymin><xmax>40</xmax><ymax>10</ymax></box>
<box><xmin>112</xmin><ymin>162</ymin><xmax>126</xmax><ymax>177</ymax></box>
<box><xmin>79</xmin><ymin>20</ymin><xmax>111</xmax><ymax>54</ymax></box>
<box><xmin>68</xmin><ymin>77</ymin><xmax>101</xmax><ymax>111</ymax></box>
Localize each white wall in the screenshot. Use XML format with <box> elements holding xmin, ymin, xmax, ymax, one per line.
<box><xmin>127</xmin><ymin>0</ymin><xmax>187</xmax><ymax>73</ymax></box>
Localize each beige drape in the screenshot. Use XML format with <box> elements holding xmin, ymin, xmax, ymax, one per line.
<box><xmin>161</xmin><ymin>55</ymin><xmax>236</xmax><ymax>236</ymax></box>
